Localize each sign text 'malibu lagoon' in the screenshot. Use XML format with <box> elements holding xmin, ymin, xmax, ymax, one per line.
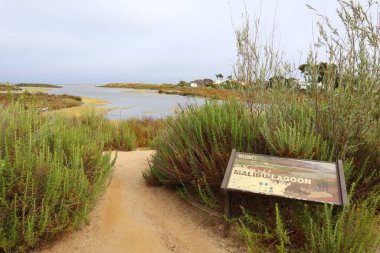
<box><xmin>221</xmin><ymin>150</ymin><xmax>348</xmax><ymax>206</ymax></box>
<box><xmin>220</xmin><ymin>150</ymin><xmax>348</xmax><ymax>237</ymax></box>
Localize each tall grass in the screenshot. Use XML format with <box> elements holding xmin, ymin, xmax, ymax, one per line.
<box><xmin>0</xmin><ymin>105</ymin><xmax>118</xmax><ymax>252</ymax></box>
<box><xmin>52</xmin><ymin>108</ymin><xmax>138</xmax><ymax>152</ymax></box>
<box><xmin>125</xmin><ymin>117</ymin><xmax>165</xmax><ymax>147</ymax></box>
<box><xmin>105</xmin><ymin>121</ymin><xmax>136</xmax><ymax>151</ymax></box>
<box><xmin>51</xmin><ymin>108</ymin><xmax>160</xmax><ymax>150</ymax></box>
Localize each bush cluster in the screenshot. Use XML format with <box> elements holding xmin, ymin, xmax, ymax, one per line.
<box><xmin>0</xmin><ymin>105</ymin><xmax>152</xmax><ymax>252</ymax></box>
<box><xmin>145</xmin><ymin>96</ymin><xmax>380</xmax><ymax>252</ymax></box>
<box><xmin>0</xmin><ymin>105</ymin><xmax>117</xmax><ymax>252</ymax></box>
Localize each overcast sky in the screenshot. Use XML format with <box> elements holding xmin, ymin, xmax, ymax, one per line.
<box><xmin>0</xmin><ymin>0</ymin><xmax>353</xmax><ymax>84</ymax></box>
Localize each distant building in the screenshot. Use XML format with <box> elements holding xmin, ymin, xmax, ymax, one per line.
<box><xmin>190</xmin><ymin>82</ymin><xmax>198</xmax><ymax>88</ymax></box>
<box><xmin>299</xmin><ymin>81</ymin><xmax>308</xmax><ymax>90</ymax></box>
<box><xmin>299</xmin><ymin>81</ymin><xmax>323</xmax><ymax>90</ymax></box>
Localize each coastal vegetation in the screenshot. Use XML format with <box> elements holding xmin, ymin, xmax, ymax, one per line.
<box><xmin>0</xmin><ymin>92</ymin><xmax>83</xmax><ymax>111</ymax></box>
<box><xmin>144</xmin><ymin>1</ymin><xmax>380</xmax><ymax>252</ymax></box>
<box><xmin>0</xmin><ymin>84</ymin><xmax>21</xmax><ymax>92</ymax></box>
<box><xmin>124</xmin><ymin>117</ymin><xmax>165</xmax><ymax>147</ymax></box>
<box><xmin>1</xmin><ymin>0</ymin><xmax>379</xmax><ymax>252</ymax></box>
<box><xmin>14</xmin><ymin>83</ymin><xmax>62</xmax><ymax>88</ymax></box>
<box><xmin>0</xmin><ymin>102</ymin><xmax>154</xmax><ymax>252</ymax></box>
<box><xmin>145</xmin><ymin>94</ymin><xmax>380</xmax><ymax>252</ymax></box>
<box><xmin>0</xmin><ymin>106</ymin><xmax>116</xmax><ymax>252</ymax></box>
<box><xmin>99</xmin><ymin>83</ymin><xmax>240</xmax><ymax>100</ymax></box>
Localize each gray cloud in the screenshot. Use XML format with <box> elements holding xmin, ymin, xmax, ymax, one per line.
<box><xmin>0</xmin><ymin>0</ymin><xmax>344</xmax><ymax>84</ymax></box>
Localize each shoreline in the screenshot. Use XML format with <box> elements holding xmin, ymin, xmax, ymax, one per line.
<box><xmin>45</xmin><ymin>96</ymin><xmax>111</xmax><ymax>117</ymax></box>
<box><xmin>98</xmin><ymin>83</ymin><xmax>240</xmax><ymax>100</ymax></box>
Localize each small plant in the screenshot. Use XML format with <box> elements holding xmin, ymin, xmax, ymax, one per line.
<box><xmin>303</xmin><ymin>197</ymin><xmax>380</xmax><ymax>253</ymax></box>
<box><xmin>197</xmin><ymin>177</ymin><xmax>219</xmax><ymax>208</ymax></box>
<box><xmin>275</xmin><ymin>204</ymin><xmax>289</xmax><ymax>253</ymax></box>
<box><xmin>176</xmin><ymin>185</ymin><xmax>191</xmax><ymax>202</ymax></box>
<box><xmin>235</xmin><ymin>207</ymin><xmax>274</xmax><ymax>253</ymax></box>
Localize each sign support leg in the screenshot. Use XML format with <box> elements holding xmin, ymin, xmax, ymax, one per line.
<box><xmin>223</xmin><ymin>191</ymin><xmax>232</xmax><ymax>237</ymax></box>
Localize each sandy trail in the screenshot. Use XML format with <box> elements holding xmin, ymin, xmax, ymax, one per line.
<box><xmin>35</xmin><ymin>151</ymin><xmax>240</xmax><ymax>253</ymax></box>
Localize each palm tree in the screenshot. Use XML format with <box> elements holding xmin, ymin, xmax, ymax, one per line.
<box><xmin>215</xmin><ymin>74</ymin><xmax>224</xmax><ymax>83</ymax></box>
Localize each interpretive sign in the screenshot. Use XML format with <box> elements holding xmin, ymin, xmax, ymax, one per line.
<box><xmin>221</xmin><ymin>149</ymin><xmax>348</xmax><ymax>236</ymax></box>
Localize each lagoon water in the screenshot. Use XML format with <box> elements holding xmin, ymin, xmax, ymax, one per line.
<box><xmin>47</xmin><ymin>84</ymin><xmax>206</xmax><ymax>120</ymax></box>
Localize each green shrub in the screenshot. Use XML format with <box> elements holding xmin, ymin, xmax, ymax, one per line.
<box><xmin>260</xmin><ymin>104</ymin><xmax>335</xmax><ymax>161</ymax></box>
<box><xmin>0</xmin><ymin>105</ymin><xmax>115</xmax><ymax>252</ymax></box>
<box><xmin>146</xmin><ymin>98</ymin><xmax>380</xmax><ymax>252</ymax></box>
<box><xmin>144</xmin><ymin>100</ymin><xmax>261</xmax><ymax>193</ymax></box>
<box><xmin>261</xmin><ymin>99</ymin><xmax>380</xmax><ymax>201</ymax></box>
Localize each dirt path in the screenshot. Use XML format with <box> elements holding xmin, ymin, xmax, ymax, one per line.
<box><xmin>35</xmin><ymin>151</ymin><xmax>242</xmax><ymax>253</ymax></box>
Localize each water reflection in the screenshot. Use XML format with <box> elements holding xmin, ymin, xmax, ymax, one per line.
<box><xmin>46</xmin><ymin>84</ymin><xmax>206</xmax><ymax>120</ymax></box>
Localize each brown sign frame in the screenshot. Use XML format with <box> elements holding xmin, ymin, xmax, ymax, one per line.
<box><xmin>221</xmin><ymin>149</ymin><xmax>348</xmax><ymax>237</ymax></box>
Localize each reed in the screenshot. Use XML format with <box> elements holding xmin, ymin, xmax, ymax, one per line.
<box><xmin>124</xmin><ymin>117</ymin><xmax>165</xmax><ymax>147</ymax></box>
<box><xmin>105</xmin><ymin>121</ymin><xmax>137</xmax><ymax>151</ymax></box>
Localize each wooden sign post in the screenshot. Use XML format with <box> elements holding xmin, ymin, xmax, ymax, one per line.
<box><xmin>221</xmin><ymin>149</ymin><xmax>348</xmax><ymax>237</ymax></box>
